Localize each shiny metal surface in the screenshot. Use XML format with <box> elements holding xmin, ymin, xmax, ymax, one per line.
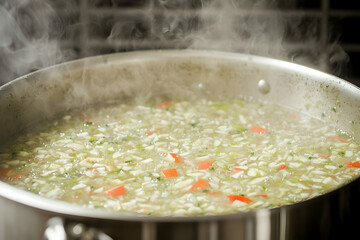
<box><xmin>0</xmin><ymin>50</ymin><xmax>360</xmax><ymax>240</ymax></box>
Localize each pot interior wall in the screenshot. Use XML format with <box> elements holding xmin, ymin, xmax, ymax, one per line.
<box><xmin>1</xmin><ymin>50</ymin><xmax>360</xmax><ymax>144</ymax></box>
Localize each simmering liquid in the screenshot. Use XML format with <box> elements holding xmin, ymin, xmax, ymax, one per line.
<box><xmin>0</xmin><ymin>99</ymin><xmax>359</xmax><ymax>216</ymax></box>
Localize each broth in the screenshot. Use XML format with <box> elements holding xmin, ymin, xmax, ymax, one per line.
<box><xmin>0</xmin><ymin>99</ymin><xmax>359</xmax><ymax>216</ymax></box>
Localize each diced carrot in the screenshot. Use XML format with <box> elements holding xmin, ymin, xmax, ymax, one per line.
<box><xmin>334</xmin><ymin>137</ymin><xmax>348</xmax><ymax>143</ymax></box>
<box><xmin>12</xmin><ymin>174</ymin><xmax>24</xmax><ymax>179</ymax></box>
<box><xmin>190</xmin><ymin>179</ymin><xmax>210</xmax><ymax>191</ymax></box>
<box><xmin>145</xmin><ymin>131</ymin><xmax>153</xmax><ymax>136</ymax></box>
<box><xmin>157</xmin><ymin>102</ymin><xmax>172</xmax><ymax>108</ymax></box>
<box><xmin>227</xmin><ymin>195</ymin><xmax>253</xmax><ymax>204</ymax></box>
<box><xmin>318</xmin><ymin>154</ymin><xmax>331</xmax><ymax>159</ymax></box>
<box><xmin>162</xmin><ymin>168</ymin><xmax>178</xmax><ymax>178</ymax></box>
<box><xmin>168</xmin><ymin>153</ymin><xmax>183</xmax><ymax>163</ymax></box>
<box><xmin>279</xmin><ymin>164</ymin><xmax>287</xmax><ymax>170</ymax></box>
<box><xmin>250</xmin><ymin>126</ymin><xmax>267</xmax><ymax>134</ymax></box>
<box><xmin>106</xmin><ymin>185</ymin><xmax>126</xmax><ymax>197</ymax></box>
<box><xmin>234</xmin><ymin>167</ymin><xmax>243</xmax><ymax>172</ymax></box>
<box><xmin>345</xmin><ymin>161</ymin><xmax>360</xmax><ymax>168</ymax></box>
<box><xmin>80</xmin><ymin>115</ymin><xmax>92</xmax><ymax>122</ymax></box>
<box><xmin>291</xmin><ymin>113</ymin><xmax>297</xmax><ymax>119</ymax></box>
<box><xmin>206</xmin><ymin>191</ymin><xmax>221</xmax><ymax>196</ymax></box>
<box><xmin>256</xmin><ymin>194</ymin><xmax>268</xmax><ymax>198</ymax></box>
<box><xmin>199</xmin><ymin>161</ymin><xmax>214</xmax><ymax>170</ymax></box>
<box><xmin>0</xmin><ymin>168</ymin><xmax>11</xmax><ymax>177</ymax></box>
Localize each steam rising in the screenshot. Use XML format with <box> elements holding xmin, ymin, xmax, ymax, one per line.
<box><xmin>0</xmin><ymin>0</ymin><xmax>73</xmax><ymax>85</ymax></box>
<box><xmin>189</xmin><ymin>0</ymin><xmax>286</xmax><ymax>57</ymax></box>
<box><xmin>0</xmin><ymin>0</ymin><xmax>349</xmax><ymax>85</ymax></box>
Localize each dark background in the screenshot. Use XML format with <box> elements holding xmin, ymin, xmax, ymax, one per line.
<box><xmin>2</xmin><ymin>0</ymin><xmax>360</xmax><ymax>86</ymax></box>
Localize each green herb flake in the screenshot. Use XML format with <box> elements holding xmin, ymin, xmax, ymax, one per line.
<box><xmin>339</xmin><ymin>165</ymin><xmax>343</xmax><ymax>168</ymax></box>
<box><xmin>89</xmin><ymin>137</ymin><xmax>95</xmax><ymax>143</ymax></box>
<box><xmin>308</xmin><ymin>156</ymin><xmax>313</xmax><ymax>160</ymax></box>
<box><xmin>232</xmin><ymin>125</ymin><xmax>248</xmax><ymax>132</ymax></box>
<box><xmin>262</xmin><ymin>186</ymin><xmax>267</xmax><ymax>190</ymax></box>
<box><xmin>190</xmin><ymin>123</ymin><xmax>197</xmax><ymax>128</ymax></box>
<box><xmin>84</xmin><ymin>121</ymin><xmax>93</xmax><ymax>126</ymax></box>
<box><xmin>125</xmin><ymin>160</ymin><xmax>133</xmax><ymax>163</ymax></box>
<box><xmin>338</xmin><ymin>151</ymin><xmax>345</xmax><ymax>157</ymax></box>
<box><xmin>10</xmin><ymin>145</ymin><xmax>22</xmax><ymax>157</ymax></box>
<box><xmin>122</xmin><ymin>136</ymin><xmax>131</xmax><ymax>141</ymax></box>
<box><xmin>213</xmin><ymin>103</ymin><xmax>229</xmax><ymax>110</ymax></box>
<box><xmin>202</xmin><ymin>189</ymin><xmax>209</xmax><ymax>193</ymax></box>
<box><xmin>209</xmin><ymin>167</ymin><xmax>215</xmax><ymax>171</ymax></box>
<box><xmin>331</xmin><ymin>107</ymin><xmax>337</xmax><ymax>113</ymax></box>
<box><xmin>291</xmin><ymin>178</ymin><xmax>299</xmax><ymax>183</ymax></box>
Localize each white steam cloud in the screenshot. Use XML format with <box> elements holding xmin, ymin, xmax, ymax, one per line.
<box><xmin>0</xmin><ymin>0</ymin><xmax>74</xmax><ymax>85</ymax></box>
<box><xmin>0</xmin><ymin>0</ymin><xmax>349</xmax><ymax>85</ymax></box>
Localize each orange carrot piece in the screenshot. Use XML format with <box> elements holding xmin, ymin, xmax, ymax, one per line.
<box><xmin>256</xmin><ymin>194</ymin><xmax>268</xmax><ymax>198</ymax></box>
<box><xmin>279</xmin><ymin>164</ymin><xmax>287</xmax><ymax>170</ymax></box>
<box><xmin>0</xmin><ymin>168</ymin><xmax>11</xmax><ymax>177</ymax></box>
<box><xmin>190</xmin><ymin>179</ymin><xmax>210</xmax><ymax>191</ymax></box>
<box><xmin>318</xmin><ymin>154</ymin><xmax>331</xmax><ymax>159</ymax></box>
<box><xmin>291</xmin><ymin>113</ymin><xmax>297</xmax><ymax>119</ymax></box>
<box><xmin>206</xmin><ymin>191</ymin><xmax>221</xmax><ymax>196</ymax></box>
<box><xmin>106</xmin><ymin>185</ymin><xmax>126</xmax><ymax>197</ymax></box>
<box><xmin>12</xmin><ymin>174</ymin><xmax>24</xmax><ymax>179</ymax></box>
<box><xmin>157</xmin><ymin>102</ymin><xmax>172</xmax><ymax>108</ymax></box>
<box><xmin>346</xmin><ymin>161</ymin><xmax>360</xmax><ymax>168</ymax></box>
<box><xmin>162</xmin><ymin>168</ymin><xmax>178</xmax><ymax>178</ymax></box>
<box><xmin>234</xmin><ymin>167</ymin><xmax>243</xmax><ymax>172</ymax></box>
<box><xmin>145</xmin><ymin>131</ymin><xmax>153</xmax><ymax>136</ymax></box>
<box><xmin>168</xmin><ymin>153</ymin><xmax>183</xmax><ymax>163</ymax></box>
<box><xmin>199</xmin><ymin>161</ymin><xmax>214</xmax><ymax>170</ymax></box>
<box><xmin>334</xmin><ymin>137</ymin><xmax>348</xmax><ymax>143</ymax></box>
<box><xmin>227</xmin><ymin>195</ymin><xmax>253</xmax><ymax>203</ymax></box>
<box><xmin>80</xmin><ymin>115</ymin><xmax>92</xmax><ymax>122</ymax></box>
<box><xmin>250</xmin><ymin>126</ymin><xmax>267</xmax><ymax>134</ymax></box>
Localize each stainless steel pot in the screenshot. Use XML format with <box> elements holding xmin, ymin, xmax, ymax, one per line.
<box><xmin>1</xmin><ymin>50</ymin><xmax>360</xmax><ymax>240</ymax></box>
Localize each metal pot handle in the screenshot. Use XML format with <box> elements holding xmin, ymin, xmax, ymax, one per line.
<box><xmin>44</xmin><ymin>217</ymin><xmax>113</xmax><ymax>240</ymax></box>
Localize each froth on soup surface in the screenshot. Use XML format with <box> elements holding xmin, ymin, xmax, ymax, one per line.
<box><xmin>0</xmin><ymin>99</ymin><xmax>359</xmax><ymax>216</ymax></box>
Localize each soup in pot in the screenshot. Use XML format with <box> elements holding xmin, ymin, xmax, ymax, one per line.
<box><xmin>0</xmin><ymin>99</ymin><xmax>359</xmax><ymax>216</ymax></box>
